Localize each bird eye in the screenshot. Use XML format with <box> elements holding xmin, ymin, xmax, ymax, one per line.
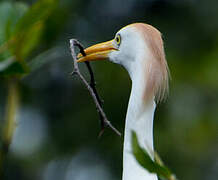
<box><xmin>115</xmin><ymin>34</ymin><xmax>121</xmax><ymax>45</ymax></box>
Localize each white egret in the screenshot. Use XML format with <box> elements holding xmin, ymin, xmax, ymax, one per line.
<box><xmin>77</xmin><ymin>23</ymin><xmax>169</xmax><ymax>180</ymax></box>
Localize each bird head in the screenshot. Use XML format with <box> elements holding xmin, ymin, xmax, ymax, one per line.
<box><xmin>77</xmin><ymin>23</ymin><xmax>169</xmax><ymax>102</ymax></box>
<box><xmin>77</xmin><ymin>23</ymin><xmax>145</xmax><ymax>70</ymax></box>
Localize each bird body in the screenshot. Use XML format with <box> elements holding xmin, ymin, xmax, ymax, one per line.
<box><xmin>77</xmin><ymin>23</ymin><xmax>169</xmax><ymax>180</ymax></box>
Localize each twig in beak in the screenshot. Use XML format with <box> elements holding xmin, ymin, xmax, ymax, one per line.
<box><xmin>70</xmin><ymin>39</ymin><xmax>121</xmax><ymax>137</ymax></box>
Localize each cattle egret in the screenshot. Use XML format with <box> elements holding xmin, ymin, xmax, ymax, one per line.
<box><xmin>77</xmin><ymin>23</ymin><xmax>169</xmax><ymax>180</ymax></box>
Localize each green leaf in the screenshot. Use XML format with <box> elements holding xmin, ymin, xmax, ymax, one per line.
<box><xmin>9</xmin><ymin>0</ymin><xmax>58</xmax><ymax>60</ymax></box>
<box><xmin>0</xmin><ymin>1</ymin><xmax>28</xmax><ymax>62</ymax></box>
<box><xmin>131</xmin><ymin>131</ymin><xmax>176</xmax><ymax>180</ymax></box>
<box><xmin>0</xmin><ymin>58</ymin><xmax>29</xmax><ymax>76</ymax></box>
<box><xmin>0</xmin><ymin>0</ymin><xmax>58</xmax><ymax>77</ymax></box>
<box><xmin>13</xmin><ymin>22</ymin><xmax>44</xmax><ymax>60</ymax></box>
<box><xmin>0</xmin><ymin>1</ymin><xmax>28</xmax><ymax>45</ymax></box>
<box><xmin>0</xmin><ymin>57</ymin><xmax>14</xmax><ymax>71</ymax></box>
<box><xmin>14</xmin><ymin>0</ymin><xmax>57</xmax><ymax>34</ymax></box>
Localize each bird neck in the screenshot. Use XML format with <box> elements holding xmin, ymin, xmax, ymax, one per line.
<box><xmin>122</xmin><ymin>67</ymin><xmax>157</xmax><ymax>180</ymax></box>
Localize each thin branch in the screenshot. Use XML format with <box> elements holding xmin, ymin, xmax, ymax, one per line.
<box><xmin>84</xmin><ymin>61</ymin><xmax>105</xmax><ymax>135</ymax></box>
<box><xmin>70</xmin><ymin>39</ymin><xmax>121</xmax><ymax>137</ymax></box>
<box><xmin>70</xmin><ymin>41</ymin><xmax>104</xmax><ymax>131</ymax></box>
<box><xmin>74</xmin><ymin>41</ymin><xmax>105</xmax><ymax>134</ymax></box>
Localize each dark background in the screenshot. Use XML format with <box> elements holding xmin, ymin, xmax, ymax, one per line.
<box><xmin>0</xmin><ymin>0</ymin><xmax>218</xmax><ymax>180</ymax></box>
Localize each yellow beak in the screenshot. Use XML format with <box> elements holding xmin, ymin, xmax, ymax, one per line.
<box><xmin>77</xmin><ymin>40</ymin><xmax>117</xmax><ymax>62</ymax></box>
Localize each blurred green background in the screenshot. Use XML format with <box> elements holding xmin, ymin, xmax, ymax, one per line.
<box><xmin>0</xmin><ymin>0</ymin><xmax>218</xmax><ymax>180</ymax></box>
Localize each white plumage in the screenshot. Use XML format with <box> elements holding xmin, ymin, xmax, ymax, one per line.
<box><xmin>78</xmin><ymin>23</ymin><xmax>169</xmax><ymax>180</ymax></box>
